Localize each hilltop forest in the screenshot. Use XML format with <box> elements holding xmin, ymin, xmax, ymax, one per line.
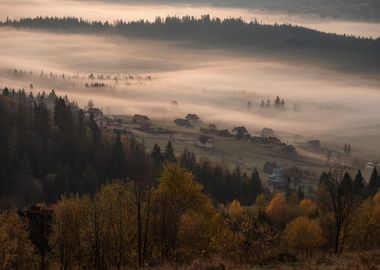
<box><xmin>2</xmin><ymin>16</ymin><xmax>380</xmax><ymax>73</ymax></box>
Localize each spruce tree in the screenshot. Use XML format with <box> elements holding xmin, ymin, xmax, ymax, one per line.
<box><xmin>151</xmin><ymin>144</ymin><xmax>164</xmax><ymax>173</ymax></box>
<box><xmin>353</xmin><ymin>169</ymin><xmax>365</xmax><ymax>192</ymax></box>
<box><xmin>164</xmin><ymin>141</ymin><xmax>176</xmax><ymax>163</ymax></box>
<box><xmin>368</xmin><ymin>167</ymin><xmax>379</xmax><ymax>196</ymax></box>
<box><xmin>251</xmin><ymin>168</ymin><xmax>263</xmax><ymax>201</ymax></box>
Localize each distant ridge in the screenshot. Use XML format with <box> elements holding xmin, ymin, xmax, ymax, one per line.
<box><xmin>2</xmin><ymin>16</ymin><xmax>379</xmax><ymax>72</ymax></box>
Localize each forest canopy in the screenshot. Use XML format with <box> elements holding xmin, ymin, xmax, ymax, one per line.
<box><xmin>2</xmin><ymin>16</ymin><xmax>380</xmax><ymax>73</ymax></box>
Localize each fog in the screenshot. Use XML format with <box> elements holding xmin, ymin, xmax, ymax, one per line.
<box><xmin>0</xmin><ymin>27</ymin><xmax>379</xmax><ymax>158</ymax></box>
<box><xmin>1</xmin><ymin>0</ymin><xmax>380</xmax><ymax>38</ymax></box>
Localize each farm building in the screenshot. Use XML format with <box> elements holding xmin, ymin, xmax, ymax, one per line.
<box><xmin>174</xmin><ymin>118</ymin><xmax>192</xmax><ymax>128</ymax></box>
<box><xmin>307</xmin><ymin>140</ymin><xmax>321</xmax><ymax>151</ymax></box>
<box><xmin>185</xmin><ymin>113</ymin><xmax>201</xmax><ymax>122</ymax></box>
<box><xmin>231</xmin><ymin>126</ymin><xmax>249</xmax><ymax>137</ymax></box>
<box><xmin>268</xmin><ymin>167</ymin><xmax>288</xmax><ymax>191</ymax></box>
<box><xmin>261</xmin><ymin>128</ymin><xmax>275</xmax><ymax>138</ymax></box>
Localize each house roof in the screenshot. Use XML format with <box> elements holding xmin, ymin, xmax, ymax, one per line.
<box><xmin>186</xmin><ymin>113</ymin><xmax>200</xmax><ymax>120</ymax></box>
<box><xmin>133</xmin><ymin>114</ymin><xmax>150</xmax><ymax>119</ymax></box>
<box><xmin>174</xmin><ymin>118</ymin><xmax>192</xmax><ymax>127</ymax></box>
<box><xmin>268</xmin><ymin>167</ymin><xmax>285</xmax><ymax>183</ymax></box>
<box><xmin>232</xmin><ymin>126</ymin><xmax>248</xmax><ymax>133</ymax></box>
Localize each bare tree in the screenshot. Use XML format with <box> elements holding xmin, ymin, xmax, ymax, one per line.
<box><xmin>317</xmin><ymin>164</ymin><xmax>358</xmax><ymax>254</ymax></box>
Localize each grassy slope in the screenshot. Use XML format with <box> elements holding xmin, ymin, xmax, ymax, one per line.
<box><xmin>118</xmin><ymin>115</ymin><xmax>327</xmax><ymax>190</ymax></box>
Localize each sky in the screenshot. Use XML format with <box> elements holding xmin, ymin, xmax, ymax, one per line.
<box><xmin>1</xmin><ymin>0</ymin><xmax>380</xmax><ymax>38</ymax></box>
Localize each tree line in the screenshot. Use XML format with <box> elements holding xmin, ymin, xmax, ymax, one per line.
<box><xmin>2</xmin><ymin>16</ymin><xmax>380</xmax><ymax>72</ymax></box>
<box><xmin>2</xmin><ymin>164</ymin><xmax>380</xmax><ymax>269</ymax></box>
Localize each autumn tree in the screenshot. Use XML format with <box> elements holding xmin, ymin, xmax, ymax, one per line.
<box><xmin>81</xmin><ymin>192</ymin><xmax>110</xmax><ymax>270</ymax></box>
<box><xmin>265</xmin><ymin>193</ymin><xmax>297</xmax><ymax>229</ymax></box>
<box><xmin>50</xmin><ymin>195</ymin><xmax>88</xmax><ymax>270</ymax></box>
<box><xmin>98</xmin><ymin>182</ymin><xmax>136</xmax><ymax>269</ymax></box>
<box><xmin>300</xmin><ymin>198</ymin><xmax>318</xmax><ymax>218</ymax></box>
<box><xmin>150</xmin><ymin>164</ymin><xmax>213</xmax><ymax>261</ymax></box>
<box><xmin>282</xmin><ymin>217</ymin><xmax>324</xmax><ymax>257</ymax></box>
<box><xmin>0</xmin><ymin>211</ymin><xmax>35</xmax><ymax>270</ymax></box>
<box><xmin>224</xmin><ymin>201</ymin><xmax>273</xmax><ymax>263</ymax></box>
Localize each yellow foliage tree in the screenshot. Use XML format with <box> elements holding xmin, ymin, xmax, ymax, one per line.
<box><xmin>223</xmin><ymin>201</ymin><xmax>274</xmax><ymax>263</ymax></box>
<box><xmin>50</xmin><ymin>195</ymin><xmax>89</xmax><ymax>270</ymax></box>
<box><xmin>373</xmin><ymin>191</ymin><xmax>380</xmax><ymax>206</ymax></box>
<box><xmin>300</xmin><ymin>198</ymin><xmax>318</xmax><ymax>217</ymax></box>
<box><xmin>0</xmin><ymin>211</ymin><xmax>35</xmax><ymax>270</ymax></box>
<box><xmin>98</xmin><ymin>182</ymin><xmax>136</xmax><ymax>269</ymax></box>
<box><xmin>349</xmin><ymin>198</ymin><xmax>375</xmax><ymax>249</ymax></box>
<box><xmin>283</xmin><ymin>217</ymin><xmax>324</xmax><ymax>257</ymax></box>
<box><xmin>266</xmin><ymin>193</ymin><xmax>295</xmax><ymax>228</ymax></box>
<box><xmin>150</xmin><ymin>163</ymin><xmax>217</xmax><ymax>261</ymax></box>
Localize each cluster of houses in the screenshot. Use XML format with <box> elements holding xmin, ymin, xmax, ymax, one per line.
<box><xmin>86</xmin><ymin>108</ymin><xmax>296</xmax><ymax>156</ymax></box>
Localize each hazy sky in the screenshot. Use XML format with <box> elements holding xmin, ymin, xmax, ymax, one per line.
<box><xmin>1</xmin><ymin>0</ymin><xmax>380</xmax><ymax>38</ymax></box>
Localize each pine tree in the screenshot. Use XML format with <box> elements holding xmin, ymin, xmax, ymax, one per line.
<box><xmin>353</xmin><ymin>170</ymin><xmax>365</xmax><ymax>192</ymax></box>
<box><xmin>164</xmin><ymin>141</ymin><xmax>176</xmax><ymax>163</ymax></box>
<box><xmin>319</xmin><ymin>171</ymin><xmax>331</xmax><ymax>188</ymax></box>
<box><xmin>368</xmin><ymin>167</ymin><xmax>379</xmax><ymax>196</ymax></box>
<box><xmin>151</xmin><ymin>144</ymin><xmax>164</xmax><ymax>173</ymax></box>
<box><xmin>179</xmin><ymin>149</ymin><xmax>197</xmax><ymax>172</ymax></box>
<box><xmin>341</xmin><ymin>172</ymin><xmax>353</xmax><ymax>193</ymax></box>
<box><xmin>275</xmin><ymin>96</ymin><xmax>281</xmax><ymax>106</ymax></box>
<box><xmin>251</xmin><ymin>168</ymin><xmax>263</xmax><ymax>202</ymax></box>
<box><xmin>108</xmin><ymin>133</ymin><xmax>127</xmax><ymax>180</ymax></box>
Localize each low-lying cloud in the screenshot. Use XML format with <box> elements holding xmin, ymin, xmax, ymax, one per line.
<box><xmin>0</xmin><ymin>27</ymin><xmax>379</xmax><ymax>158</ymax></box>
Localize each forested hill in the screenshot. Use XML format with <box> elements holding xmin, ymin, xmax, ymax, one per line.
<box><xmin>2</xmin><ymin>16</ymin><xmax>380</xmax><ymax>72</ymax></box>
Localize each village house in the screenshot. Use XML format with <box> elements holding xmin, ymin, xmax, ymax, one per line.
<box><xmin>85</xmin><ymin>107</ymin><xmax>103</xmax><ymax>118</ymax></box>
<box><xmin>185</xmin><ymin>113</ymin><xmax>201</xmax><ymax>123</ymax></box>
<box><xmin>174</xmin><ymin>118</ymin><xmax>192</xmax><ymax>128</ymax></box>
<box><xmin>278</xmin><ymin>145</ymin><xmax>297</xmax><ymax>157</ymax></box>
<box><xmin>307</xmin><ymin>140</ymin><xmax>321</xmax><ymax>151</ymax></box>
<box><xmin>261</xmin><ymin>127</ymin><xmax>275</xmax><ymax>138</ymax></box>
<box><xmin>268</xmin><ymin>167</ymin><xmax>288</xmax><ymax>191</ymax></box>
<box><xmin>231</xmin><ymin>126</ymin><xmax>249</xmax><ymax>137</ymax></box>
<box><xmin>217</xmin><ymin>129</ymin><xmax>233</xmax><ymax>137</ymax></box>
<box><xmin>85</xmin><ymin>107</ymin><xmax>109</xmax><ymax>128</ymax></box>
<box><xmin>132</xmin><ymin>114</ymin><xmax>151</xmax><ymax>125</ymax></box>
